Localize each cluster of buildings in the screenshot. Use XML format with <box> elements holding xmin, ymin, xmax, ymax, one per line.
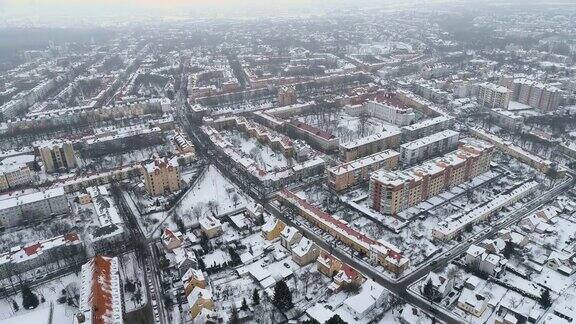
<box><xmin>0</xmin><ymin>154</ymin><xmax>34</xmax><ymax>190</ymax></box>
<box><xmin>160</xmin><ymin>228</ymin><xmax>215</xmax><ymax>321</ymax></box>
<box><xmin>501</xmin><ymin>77</ymin><xmax>561</xmax><ymax>112</ymax></box>
<box><xmin>369</xmin><ymin>139</ymin><xmax>495</xmax><ymax>215</ymax></box>
<box><xmin>278</xmin><ymin>189</ymin><xmax>409</xmax><ymax>274</ymax></box>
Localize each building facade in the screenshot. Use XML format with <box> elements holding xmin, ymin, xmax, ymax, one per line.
<box><xmin>141</xmin><ymin>157</ymin><xmax>182</xmax><ymax>196</ymax></box>
<box><xmin>0</xmin><ymin>186</ymin><xmax>70</xmax><ymax>228</ymax></box>
<box><xmin>370</xmin><ymin>139</ymin><xmax>494</xmax><ymax>215</ymax></box>
<box><xmin>477</xmin><ymin>82</ymin><xmax>510</xmax><ymax>109</ymax></box>
<box><xmin>328</xmin><ymin>150</ymin><xmax>399</xmax><ymax>192</ymax></box>
<box><xmin>400</xmin><ymin>130</ymin><xmax>459</xmax><ymax>166</ymax></box>
<box><xmin>37</xmin><ymin>140</ymin><xmax>77</xmax><ymax>173</ymax></box>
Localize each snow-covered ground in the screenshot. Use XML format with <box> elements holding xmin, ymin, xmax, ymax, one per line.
<box><xmin>221</xmin><ymin>129</ymin><xmax>293</xmax><ymax>172</ymax></box>
<box><xmin>119</xmin><ymin>252</ymin><xmax>147</xmax><ymax>313</ymax></box>
<box><xmin>0</xmin><ymin>273</ymin><xmax>79</xmax><ymax>323</ymax></box>
<box><xmin>174</xmin><ymin>165</ymin><xmax>252</xmax><ymax>227</ymax></box>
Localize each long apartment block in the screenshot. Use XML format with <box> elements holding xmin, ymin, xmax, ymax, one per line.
<box><xmin>328</xmin><ymin>150</ymin><xmax>400</xmax><ymax>192</ymax></box>
<box><xmin>369</xmin><ymin>139</ymin><xmax>495</xmax><ymax>215</ymax></box>
<box><xmin>400</xmin><ymin>129</ymin><xmax>459</xmax><ymax>166</ymax></box>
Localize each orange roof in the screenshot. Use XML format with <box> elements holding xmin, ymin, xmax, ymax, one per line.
<box><xmin>23</xmin><ymin>242</ymin><xmax>42</xmax><ymax>256</ymax></box>
<box><xmin>89</xmin><ymin>255</ymin><xmax>114</xmax><ymax>324</ymax></box>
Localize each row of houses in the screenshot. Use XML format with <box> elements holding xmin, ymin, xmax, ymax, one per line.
<box><xmin>277</xmin><ymin>190</ymin><xmax>409</xmax><ymax>274</ymax></box>
<box><xmin>470</xmin><ymin>128</ymin><xmax>564</xmax><ymax>176</ymax></box>
<box><xmin>432</xmin><ymin>181</ymin><xmax>539</xmax><ymax>241</ymax></box>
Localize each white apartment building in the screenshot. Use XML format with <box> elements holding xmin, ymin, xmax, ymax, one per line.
<box><xmin>400</xmin><ymin>130</ymin><xmax>459</xmax><ymax>165</ymax></box>
<box><xmin>361</xmin><ymin>100</ymin><xmax>416</xmax><ymax>126</ymax></box>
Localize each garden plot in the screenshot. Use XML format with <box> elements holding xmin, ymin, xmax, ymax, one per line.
<box><xmin>174</xmin><ymin>165</ymin><xmax>252</xmax><ymax>227</ymax></box>
<box><xmin>221</xmin><ymin>129</ymin><xmax>293</xmax><ymax>172</ymax></box>
<box><xmin>0</xmin><ymin>273</ymin><xmax>79</xmax><ymax>323</ymax></box>
<box><xmin>297</xmin><ymin>112</ymin><xmax>398</xmax><ymax>143</ymax></box>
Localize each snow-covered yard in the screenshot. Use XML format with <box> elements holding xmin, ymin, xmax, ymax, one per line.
<box><xmin>174</xmin><ymin>165</ymin><xmax>251</xmax><ymax>227</ymax></box>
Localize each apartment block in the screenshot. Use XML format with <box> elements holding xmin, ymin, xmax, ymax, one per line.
<box><xmin>339</xmin><ymin>129</ymin><xmax>401</xmax><ymax>162</ymax></box>
<box><xmin>401</xmin><ymin>115</ymin><xmax>455</xmax><ymax>142</ymax></box>
<box><xmin>141</xmin><ymin>157</ymin><xmax>182</xmax><ymax>197</ymax></box>
<box><xmin>328</xmin><ymin>150</ymin><xmax>399</xmax><ymax>192</ymax></box>
<box><xmin>36</xmin><ymin>140</ymin><xmax>77</xmax><ymax>173</ymax></box>
<box><xmin>77</xmin><ymin>255</ymin><xmax>123</xmax><ymax>324</ymax></box>
<box><xmin>0</xmin><ymin>186</ymin><xmax>70</xmax><ymax>228</ymax></box>
<box><xmin>400</xmin><ymin>130</ymin><xmax>459</xmax><ymax>166</ymax></box>
<box><xmin>370</xmin><ymin>139</ymin><xmax>494</xmax><ymax>215</ymax></box>
<box><xmin>477</xmin><ymin>82</ymin><xmax>510</xmax><ymax>109</ymax></box>
<box><xmin>510</xmin><ymin>78</ymin><xmax>561</xmax><ymax>112</ymax></box>
<box><xmin>0</xmin><ymin>154</ymin><xmax>34</xmax><ymax>190</ymax></box>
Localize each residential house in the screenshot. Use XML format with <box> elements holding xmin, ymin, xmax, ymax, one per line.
<box><xmin>162</xmin><ymin>228</ymin><xmax>183</xmax><ymax>251</ymax></box>
<box><xmin>200</xmin><ymin>216</ymin><xmax>222</xmax><ymax>239</ymax></box>
<box><xmin>457</xmin><ymin>288</ymin><xmax>488</xmax><ymax>317</ymax></box>
<box><xmin>291</xmin><ymin>238</ymin><xmax>319</xmax><ymax>266</ymax></box>
<box><xmin>280</xmin><ymin>226</ymin><xmax>302</xmax><ymax>249</ymax></box>
<box><xmin>182</xmin><ymin>268</ymin><xmax>206</xmax><ymax>296</ymax></box>
<box><xmin>188</xmin><ymin>287</ymin><xmax>214</xmax><ymax>319</ymax></box>
<box><xmin>261</xmin><ymin>217</ymin><xmax>286</xmax><ymax>241</ymax></box>
<box><xmin>317</xmin><ymin>250</ymin><xmax>342</xmax><ymax>278</ymax></box>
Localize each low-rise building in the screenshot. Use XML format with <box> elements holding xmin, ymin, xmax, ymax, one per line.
<box><xmin>291</xmin><ymin>237</ymin><xmax>319</xmax><ymax>266</ymax></box>
<box><xmin>161</xmin><ymin>228</ymin><xmax>183</xmax><ymax>251</ymax></box>
<box><xmin>261</xmin><ymin>217</ymin><xmax>285</xmax><ymax>241</ymax></box>
<box><xmin>182</xmin><ymin>268</ymin><xmax>206</xmax><ymax>296</ymax></box>
<box><xmin>280</xmin><ymin>226</ymin><xmax>302</xmax><ymax>249</ymax></box>
<box><xmin>188</xmin><ymin>287</ymin><xmax>214</xmax><ymax>319</ymax></box>
<box><xmin>457</xmin><ymin>288</ymin><xmax>488</xmax><ymax>317</ymax></box>
<box><xmin>279</xmin><ymin>190</ymin><xmax>409</xmax><ymax>274</ymax></box>
<box><xmin>200</xmin><ymin>215</ymin><xmax>222</xmax><ymax>239</ymax></box>
<box><xmin>490</xmin><ymin>109</ymin><xmax>524</xmax><ymax>132</ymax></box>
<box><xmin>0</xmin><ymin>233</ymin><xmax>83</xmax><ymax>285</ymax></box>
<box><xmin>433</xmin><ymin>181</ymin><xmax>538</xmax><ymax>240</ymax></box>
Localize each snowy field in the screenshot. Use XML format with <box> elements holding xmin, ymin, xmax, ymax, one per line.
<box><xmin>221</xmin><ymin>129</ymin><xmax>293</xmax><ymax>172</ymax></box>
<box><xmin>174</xmin><ymin>165</ymin><xmax>252</xmax><ymax>227</ymax></box>
<box><xmin>298</xmin><ymin>112</ymin><xmax>401</xmax><ymax>143</ymax></box>
<box><xmin>0</xmin><ymin>273</ymin><xmax>79</xmax><ymax>323</ymax></box>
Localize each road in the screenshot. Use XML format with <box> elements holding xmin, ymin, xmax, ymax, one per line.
<box><xmin>116</xmin><ymin>187</ymin><xmax>168</xmax><ymax>324</ymax></box>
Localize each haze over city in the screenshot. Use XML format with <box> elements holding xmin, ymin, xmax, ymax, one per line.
<box><xmin>0</xmin><ymin>1</ymin><xmax>575</xmax><ymax>324</ymax></box>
